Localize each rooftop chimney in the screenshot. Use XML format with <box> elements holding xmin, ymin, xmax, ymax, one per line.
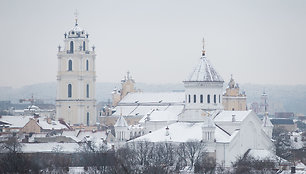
<box><xmin>165</xmin><ymin>126</ymin><xmax>169</xmax><ymax>136</ymax></box>
<box><xmin>232</xmin><ymin>115</ymin><xmax>236</xmax><ymax>122</ymax></box>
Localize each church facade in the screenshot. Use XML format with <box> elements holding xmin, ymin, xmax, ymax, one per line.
<box><xmin>113</xmin><ymin>44</ymin><xmax>274</xmax><ymax>167</ymax></box>
<box><xmin>55</xmin><ymin>19</ymin><xmax>96</xmax><ymax>126</ymax></box>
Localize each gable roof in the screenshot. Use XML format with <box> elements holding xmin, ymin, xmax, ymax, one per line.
<box><xmin>114</xmin><ymin>116</ymin><xmax>128</xmax><ymax>127</ymax></box>
<box><xmin>132</xmin><ymin>122</ymin><xmax>231</xmax><ymax>143</ymax></box>
<box><xmin>0</xmin><ymin>116</ymin><xmax>32</xmax><ymax>128</ymax></box>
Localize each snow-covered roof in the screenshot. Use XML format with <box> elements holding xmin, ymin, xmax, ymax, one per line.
<box><xmin>248</xmin><ymin>149</ymin><xmax>279</xmax><ymax>161</ymax></box>
<box><xmin>214</xmin><ymin>110</ymin><xmax>252</xmax><ymax>122</ymax></box>
<box><xmin>296</xmin><ymin>162</ymin><xmax>306</xmax><ymax>170</ymax></box>
<box><xmin>185</xmin><ymin>56</ymin><xmax>223</xmax><ymax>82</ymax></box>
<box><xmin>22</xmin><ymin>143</ymin><xmax>79</xmax><ymax>153</ymax></box>
<box><xmin>61</xmin><ymin>130</ymin><xmax>107</xmax><ymax>143</ymax></box>
<box><xmin>0</xmin><ymin>116</ymin><xmax>68</xmax><ymax>130</ymax></box>
<box><xmin>114</xmin><ymin>116</ymin><xmax>129</xmax><ymax>127</ymax></box>
<box><xmin>132</xmin><ymin>122</ymin><xmax>231</xmax><ymax>143</ymax></box>
<box><xmin>139</xmin><ymin>110</ymin><xmax>178</xmax><ymax>123</ymax></box>
<box><xmin>0</xmin><ymin>116</ymin><xmax>33</xmax><ymax>128</ymax></box>
<box><xmin>37</xmin><ymin>118</ymin><xmax>68</xmax><ymax>130</ymax></box>
<box><xmin>119</xmin><ymin>92</ymin><xmax>185</xmax><ymax>104</ymax></box>
<box><xmin>113</xmin><ymin>105</ymin><xmax>184</xmax><ymax>117</ymax></box>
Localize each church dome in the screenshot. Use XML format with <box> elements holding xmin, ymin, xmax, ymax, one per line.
<box><xmin>185</xmin><ymin>54</ymin><xmax>223</xmax><ymax>82</ymax></box>
<box><xmin>67</xmin><ymin>22</ymin><xmax>87</xmax><ymax>38</ymax></box>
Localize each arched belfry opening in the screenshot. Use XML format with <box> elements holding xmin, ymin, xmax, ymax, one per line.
<box><xmin>70</xmin><ymin>41</ymin><xmax>74</xmax><ymax>53</ymax></box>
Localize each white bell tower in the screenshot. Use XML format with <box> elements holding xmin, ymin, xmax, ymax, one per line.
<box><xmin>55</xmin><ymin>14</ymin><xmax>96</xmax><ymax>126</ymax></box>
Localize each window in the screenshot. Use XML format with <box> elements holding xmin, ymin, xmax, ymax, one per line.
<box><xmin>70</xmin><ymin>41</ymin><xmax>74</xmax><ymax>53</ymax></box>
<box><xmin>68</xmin><ymin>60</ymin><xmax>72</xmax><ymax>71</ymax></box>
<box><xmin>86</xmin><ymin>84</ymin><xmax>89</xmax><ymax>98</ymax></box>
<box><xmin>188</xmin><ymin>95</ymin><xmax>191</xmax><ymax>103</ymax></box>
<box><xmin>200</xmin><ymin>95</ymin><xmax>203</xmax><ymax>103</ymax></box>
<box><xmin>68</xmin><ymin>84</ymin><xmax>72</xmax><ymax>98</ymax></box>
<box><xmin>207</xmin><ymin>95</ymin><xmax>210</xmax><ymax>103</ymax></box>
<box><xmin>214</xmin><ymin>94</ymin><xmax>216</xmax><ymax>103</ymax></box>
<box><xmin>86</xmin><ymin>60</ymin><xmax>89</xmax><ymax>71</ymax></box>
<box><xmin>194</xmin><ymin>95</ymin><xmax>196</xmax><ymax>103</ymax></box>
<box><xmin>219</xmin><ymin>95</ymin><xmax>221</xmax><ymax>103</ymax></box>
<box><xmin>83</xmin><ymin>41</ymin><xmax>86</xmax><ymax>51</ymax></box>
<box><xmin>86</xmin><ymin>112</ymin><xmax>89</xmax><ymax>126</ymax></box>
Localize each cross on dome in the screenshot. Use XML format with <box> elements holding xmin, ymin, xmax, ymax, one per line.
<box><xmin>74</xmin><ymin>10</ymin><xmax>79</xmax><ymax>26</ymax></box>
<box><xmin>202</xmin><ymin>38</ymin><xmax>206</xmax><ymax>56</ymax></box>
<box><xmin>184</xmin><ymin>39</ymin><xmax>223</xmax><ymax>82</ymax></box>
<box><xmin>66</xmin><ymin>11</ymin><xmax>87</xmax><ymax>38</ymax></box>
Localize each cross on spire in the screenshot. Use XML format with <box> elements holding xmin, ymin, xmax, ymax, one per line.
<box><xmin>202</xmin><ymin>38</ymin><xmax>206</xmax><ymax>56</ymax></box>
<box><xmin>74</xmin><ymin>10</ymin><xmax>79</xmax><ymax>26</ymax></box>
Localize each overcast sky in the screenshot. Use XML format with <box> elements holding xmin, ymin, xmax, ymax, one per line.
<box><xmin>0</xmin><ymin>0</ymin><xmax>306</xmax><ymax>88</ymax></box>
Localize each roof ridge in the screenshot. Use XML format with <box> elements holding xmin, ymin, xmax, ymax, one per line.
<box><xmin>215</xmin><ymin>123</ymin><xmax>231</xmax><ymax>136</ymax></box>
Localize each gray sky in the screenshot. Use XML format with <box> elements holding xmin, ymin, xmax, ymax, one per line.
<box><xmin>1</xmin><ymin>0</ymin><xmax>306</xmax><ymax>88</ymax></box>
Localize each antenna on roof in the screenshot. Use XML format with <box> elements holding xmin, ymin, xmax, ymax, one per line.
<box><xmin>74</xmin><ymin>9</ymin><xmax>79</xmax><ymax>26</ymax></box>
<box><xmin>202</xmin><ymin>38</ymin><xmax>206</xmax><ymax>56</ymax></box>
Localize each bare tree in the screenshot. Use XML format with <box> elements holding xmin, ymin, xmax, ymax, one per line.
<box><xmin>232</xmin><ymin>154</ymin><xmax>276</xmax><ymax>174</ymax></box>
<box><xmin>177</xmin><ymin>140</ymin><xmax>206</xmax><ymax>171</ymax></box>
<box><xmin>273</xmin><ymin>127</ymin><xmax>292</xmax><ymax>160</ymax></box>
<box><xmin>0</xmin><ymin>136</ymin><xmax>29</xmax><ymax>173</ymax></box>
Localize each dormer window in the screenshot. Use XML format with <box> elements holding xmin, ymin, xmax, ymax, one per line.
<box><xmin>72</xmin><ymin>31</ymin><xmax>75</xmax><ymax>34</ymax></box>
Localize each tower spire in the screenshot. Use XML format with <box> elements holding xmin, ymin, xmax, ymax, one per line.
<box><xmin>202</xmin><ymin>38</ymin><xmax>206</xmax><ymax>56</ymax></box>
<box><xmin>74</xmin><ymin>10</ymin><xmax>79</xmax><ymax>26</ymax></box>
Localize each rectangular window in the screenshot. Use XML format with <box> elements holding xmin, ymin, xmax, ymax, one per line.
<box><xmin>200</xmin><ymin>95</ymin><xmax>203</xmax><ymax>103</ymax></box>
<box><xmin>188</xmin><ymin>95</ymin><xmax>191</xmax><ymax>103</ymax></box>
<box><xmin>219</xmin><ymin>95</ymin><xmax>221</xmax><ymax>103</ymax></box>
<box><xmin>207</xmin><ymin>95</ymin><xmax>210</xmax><ymax>103</ymax></box>
<box><xmin>194</xmin><ymin>95</ymin><xmax>196</xmax><ymax>103</ymax></box>
<box><xmin>214</xmin><ymin>95</ymin><xmax>216</xmax><ymax>103</ymax></box>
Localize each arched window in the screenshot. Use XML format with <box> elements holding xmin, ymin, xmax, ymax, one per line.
<box><xmin>200</xmin><ymin>95</ymin><xmax>203</xmax><ymax>103</ymax></box>
<box><xmin>83</xmin><ymin>41</ymin><xmax>86</xmax><ymax>51</ymax></box>
<box><xmin>70</xmin><ymin>41</ymin><xmax>74</xmax><ymax>53</ymax></box>
<box><xmin>214</xmin><ymin>94</ymin><xmax>217</xmax><ymax>103</ymax></box>
<box><xmin>68</xmin><ymin>60</ymin><xmax>72</xmax><ymax>71</ymax></box>
<box><xmin>86</xmin><ymin>112</ymin><xmax>89</xmax><ymax>126</ymax></box>
<box><xmin>86</xmin><ymin>84</ymin><xmax>89</xmax><ymax>98</ymax></box>
<box><xmin>86</xmin><ymin>60</ymin><xmax>89</xmax><ymax>71</ymax></box>
<box><xmin>188</xmin><ymin>95</ymin><xmax>191</xmax><ymax>103</ymax></box>
<box><xmin>194</xmin><ymin>95</ymin><xmax>196</xmax><ymax>103</ymax></box>
<box><xmin>68</xmin><ymin>84</ymin><xmax>72</xmax><ymax>98</ymax></box>
<box><xmin>207</xmin><ymin>95</ymin><xmax>210</xmax><ymax>103</ymax></box>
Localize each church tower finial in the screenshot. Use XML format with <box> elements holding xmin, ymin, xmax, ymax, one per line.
<box><xmin>74</xmin><ymin>10</ymin><xmax>79</xmax><ymax>26</ymax></box>
<box><xmin>202</xmin><ymin>38</ymin><xmax>206</xmax><ymax>56</ymax></box>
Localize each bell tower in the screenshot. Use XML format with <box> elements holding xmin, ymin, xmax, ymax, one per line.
<box><xmin>55</xmin><ymin>14</ymin><xmax>97</xmax><ymax>126</ymax></box>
